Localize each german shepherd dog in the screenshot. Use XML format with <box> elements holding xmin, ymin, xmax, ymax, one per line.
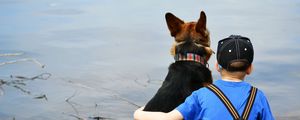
<box><xmin>143</xmin><ymin>11</ymin><xmax>213</xmax><ymax>112</ymax></box>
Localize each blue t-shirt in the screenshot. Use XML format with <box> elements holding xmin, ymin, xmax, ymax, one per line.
<box><xmin>176</xmin><ymin>80</ymin><xmax>274</xmax><ymax>120</ymax></box>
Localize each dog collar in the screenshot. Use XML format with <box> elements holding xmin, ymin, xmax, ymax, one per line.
<box><xmin>174</xmin><ymin>53</ymin><xmax>206</xmax><ymax>65</ymax></box>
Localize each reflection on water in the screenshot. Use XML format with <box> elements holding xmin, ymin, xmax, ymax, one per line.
<box><xmin>0</xmin><ymin>0</ymin><xmax>300</xmax><ymax>119</ymax></box>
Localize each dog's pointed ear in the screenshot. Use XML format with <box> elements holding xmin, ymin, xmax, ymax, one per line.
<box><xmin>165</xmin><ymin>12</ymin><xmax>184</xmax><ymax>37</ymax></box>
<box><xmin>196</xmin><ymin>11</ymin><xmax>207</xmax><ymax>34</ymax></box>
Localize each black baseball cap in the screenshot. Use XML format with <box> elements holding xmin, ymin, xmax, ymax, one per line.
<box><xmin>217</xmin><ymin>35</ymin><xmax>254</xmax><ymax>71</ymax></box>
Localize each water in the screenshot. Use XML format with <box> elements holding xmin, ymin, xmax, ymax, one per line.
<box><xmin>0</xmin><ymin>0</ymin><xmax>299</xmax><ymax>119</ymax></box>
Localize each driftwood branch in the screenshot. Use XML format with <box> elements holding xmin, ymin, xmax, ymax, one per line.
<box><xmin>63</xmin><ymin>90</ymin><xmax>112</xmax><ymax>120</ymax></box>
<box><xmin>0</xmin><ymin>52</ymin><xmax>24</xmax><ymax>57</ymax></box>
<box><xmin>0</xmin><ymin>58</ymin><xmax>45</xmax><ymax>68</ymax></box>
<box><xmin>0</xmin><ymin>73</ymin><xmax>51</xmax><ymax>102</ymax></box>
<box><xmin>65</xmin><ymin>91</ymin><xmax>81</xmax><ymax>117</ymax></box>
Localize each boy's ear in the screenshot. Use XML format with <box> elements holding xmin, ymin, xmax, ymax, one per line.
<box><xmin>246</xmin><ymin>64</ymin><xmax>253</xmax><ymax>75</ymax></box>
<box><xmin>165</xmin><ymin>12</ymin><xmax>184</xmax><ymax>37</ymax></box>
<box><xmin>195</xmin><ymin>11</ymin><xmax>207</xmax><ymax>34</ymax></box>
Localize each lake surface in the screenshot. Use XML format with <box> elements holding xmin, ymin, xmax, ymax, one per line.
<box><xmin>0</xmin><ymin>0</ymin><xmax>299</xmax><ymax>119</ymax></box>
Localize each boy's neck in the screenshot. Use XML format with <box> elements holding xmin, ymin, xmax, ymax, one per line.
<box><xmin>221</xmin><ymin>77</ymin><xmax>243</xmax><ymax>82</ymax></box>
<box><xmin>221</xmin><ymin>70</ymin><xmax>246</xmax><ymax>82</ymax></box>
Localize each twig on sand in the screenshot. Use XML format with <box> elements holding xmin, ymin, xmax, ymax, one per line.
<box><xmin>0</xmin><ymin>73</ymin><xmax>51</xmax><ymax>101</ymax></box>
<box><xmin>98</xmin><ymin>86</ymin><xmax>141</xmax><ymax>108</ymax></box>
<box><xmin>0</xmin><ymin>52</ymin><xmax>44</xmax><ymax>68</ymax></box>
<box><xmin>34</xmin><ymin>94</ymin><xmax>48</xmax><ymax>101</ymax></box>
<box><xmin>0</xmin><ymin>58</ymin><xmax>45</xmax><ymax>68</ymax></box>
<box><xmin>88</xmin><ymin>103</ymin><xmax>112</xmax><ymax>120</ymax></box>
<box><xmin>0</xmin><ymin>52</ymin><xmax>24</xmax><ymax>57</ymax></box>
<box><xmin>133</xmin><ymin>76</ymin><xmax>147</xmax><ymax>88</ymax></box>
<box><xmin>13</xmin><ymin>85</ymin><xmax>31</xmax><ymax>95</ymax></box>
<box><xmin>64</xmin><ymin>91</ymin><xmax>112</xmax><ymax>120</ymax></box>
<box><xmin>146</xmin><ymin>74</ymin><xmax>163</xmax><ymax>85</ymax></box>
<box><xmin>112</xmin><ymin>94</ymin><xmax>141</xmax><ymax>108</ymax></box>
<box><xmin>66</xmin><ymin>80</ymin><xmax>141</xmax><ymax>108</ymax></box>
<box><xmin>88</xmin><ymin>103</ymin><xmax>111</xmax><ymax>120</ymax></box>
<box><xmin>88</xmin><ymin>116</ymin><xmax>111</xmax><ymax>120</ymax></box>
<box><xmin>66</xmin><ymin>91</ymin><xmax>78</xmax><ymax>102</ymax></box>
<box><xmin>10</xmin><ymin>73</ymin><xmax>52</xmax><ymax>82</ymax></box>
<box><xmin>62</xmin><ymin>112</ymin><xmax>86</xmax><ymax>120</ymax></box>
<box><xmin>65</xmin><ymin>91</ymin><xmax>81</xmax><ymax>117</ymax></box>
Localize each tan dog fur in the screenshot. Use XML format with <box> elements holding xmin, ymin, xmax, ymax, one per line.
<box><xmin>166</xmin><ymin>11</ymin><xmax>213</xmax><ymax>61</ymax></box>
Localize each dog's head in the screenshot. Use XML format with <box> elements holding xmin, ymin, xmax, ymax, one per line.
<box><xmin>166</xmin><ymin>11</ymin><xmax>213</xmax><ymax>61</ymax></box>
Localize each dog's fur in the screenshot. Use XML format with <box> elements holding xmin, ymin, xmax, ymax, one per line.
<box><xmin>143</xmin><ymin>11</ymin><xmax>213</xmax><ymax>112</ymax></box>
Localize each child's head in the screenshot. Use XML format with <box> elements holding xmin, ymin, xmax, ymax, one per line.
<box><xmin>216</xmin><ymin>35</ymin><xmax>254</xmax><ymax>79</ymax></box>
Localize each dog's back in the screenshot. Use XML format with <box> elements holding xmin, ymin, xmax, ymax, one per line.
<box><xmin>144</xmin><ymin>61</ymin><xmax>212</xmax><ymax>112</ymax></box>
<box><xmin>143</xmin><ymin>11</ymin><xmax>213</xmax><ymax>112</ymax></box>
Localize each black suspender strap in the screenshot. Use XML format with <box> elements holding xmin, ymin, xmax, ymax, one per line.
<box><xmin>206</xmin><ymin>84</ymin><xmax>258</xmax><ymax>120</ymax></box>
<box><xmin>241</xmin><ymin>86</ymin><xmax>258</xmax><ymax>120</ymax></box>
<box><xmin>207</xmin><ymin>84</ymin><xmax>240</xmax><ymax>119</ymax></box>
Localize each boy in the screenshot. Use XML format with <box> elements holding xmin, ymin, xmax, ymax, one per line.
<box><xmin>134</xmin><ymin>35</ymin><xmax>274</xmax><ymax>120</ymax></box>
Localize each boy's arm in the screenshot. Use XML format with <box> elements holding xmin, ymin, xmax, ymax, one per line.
<box><xmin>258</xmin><ymin>91</ymin><xmax>275</xmax><ymax>120</ymax></box>
<box><xmin>261</xmin><ymin>99</ymin><xmax>275</xmax><ymax>120</ymax></box>
<box><xmin>134</xmin><ymin>107</ymin><xmax>183</xmax><ymax>120</ymax></box>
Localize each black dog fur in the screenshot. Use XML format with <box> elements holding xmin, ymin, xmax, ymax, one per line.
<box><xmin>143</xmin><ymin>39</ymin><xmax>213</xmax><ymax>112</ymax></box>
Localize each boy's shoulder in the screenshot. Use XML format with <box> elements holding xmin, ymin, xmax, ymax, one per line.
<box><xmin>193</xmin><ymin>80</ymin><xmax>268</xmax><ymax>99</ymax></box>
<box><xmin>189</xmin><ymin>86</ymin><xmax>211</xmax><ymax>98</ymax></box>
<box><xmin>198</xmin><ymin>81</ymin><xmax>264</xmax><ymax>96</ymax></box>
<box><xmin>254</xmin><ymin>88</ymin><xmax>270</xmax><ymax>102</ymax></box>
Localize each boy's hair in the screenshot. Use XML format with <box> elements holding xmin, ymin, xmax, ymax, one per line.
<box><xmin>217</xmin><ymin>35</ymin><xmax>254</xmax><ymax>72</ymax></box>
